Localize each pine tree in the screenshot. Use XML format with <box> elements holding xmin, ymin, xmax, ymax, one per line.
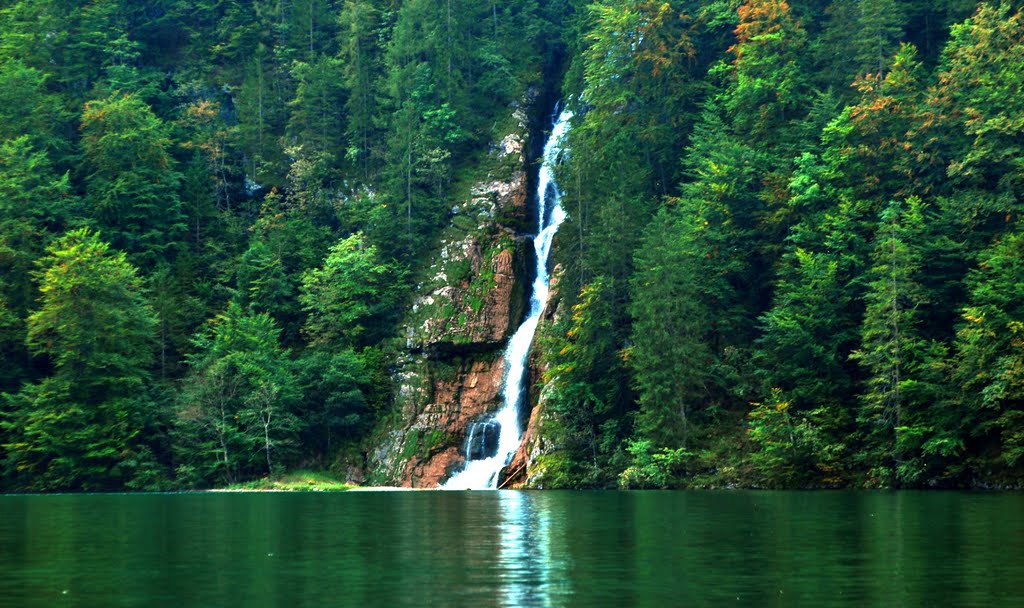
<box><xmin>236</xmin><ymin>241</ymin><xmax>296</xmax><ymax>324</ymax></box>
<box><xmin>235</xmin><ymin>41</ymin><xmax>290</xmax><ymax>186</ymax></box>
<box><xmin>628</xmin><ymin>208</ymin><xmax>714</xmax><ymax>449</ymax></box>
<box><xmin>286</xmin><ymin>55</ymin><xmax>348</xmax><ymax>168</ymax></box>
<box><xmin>930</xmin><ymin>3</ymin><xmax>1024</xmax><ymax>198</ymax></box>
<box><xmin>300</xmin><ymin>233</ymin><xmax>399</xmax><ymax>349</ymax></box>
<box><xmin>337</xmin><ymin>0</ymin><xmax>382</xmax><ymax>180</ymax></box>
<box><xmin>294</xmin><ymin>348</ymin><xmax>372</xmax><ymax>461</ymax></box>
<box><xmin>754</xmin><ymin>192</ymin><xmax>873</xmax><ymax>484</ymax></box>
<box><xmin>851</xmin><ymin>198</ymin><xmax>953</xmax><ymax>485</ymax></box>
<box><xmin>856</xmin><ymin>0</ymin><xmax>906</xmax><ymax>77</ymax></box>
<box><xmin>81</xmin><ymin>92</ymin><xmax>186</xmax><ymax>268</ymax></box>
<box><xmin>0</xmin><ymin>60</ymin><xmax>69</xmax><ymax>157</ymax></box>
<box><xmin>816</xmin><ymin>0</ymin><xmax>907</xmax><ymax>91</ymax></box>
<box><xmin>954</xmin><ymin>231</ymin><xmax>1024</xmax><ymax>480</ymax></box>
<box><xmin>2</xmin><ymin>229</ymin><xmax>161</xmax><ymax>491</ymax></box>
<box><xmin>820</xmin><ymin>44</ymin><xmax>932</xmax><ymax>203</ymax></box>
<box><xmin>542</xmin><ymin>277</ymin><xmax>630</xmax><ymax>487</ymax></box>
<box><xmin>0</xmin><ymin>289</ymin><xmax>20</xmax><ymax>392</ymax></box>
<box><xmin>581</xmin><ymin>0</ymin><xmax>697</xmax><ymax>179</ymax></box>
<box><xmin>0</xmin><ymin>137</ymin><xmax>73</xmax><ymax>318</ymax></box>
<box><xmin>729</xmin><ymin>0</ymin><xmax>809</xmax><ymax>151</ymax></box>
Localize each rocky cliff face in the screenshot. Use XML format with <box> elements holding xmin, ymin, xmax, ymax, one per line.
<box><xmin>364</xmin><ymin>108</ymin><xmax>536</xmax><ymax>487</ymax></box>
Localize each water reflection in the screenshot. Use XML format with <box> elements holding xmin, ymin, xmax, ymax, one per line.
<box><xmin>1</xmin><ymin>491</ymin><xmax>1023</xmax><ymax>607</ymax></box>
<box><xmin>497</xmin><ymin>491</ymin><xmax>570</xmax><ymax>607</ymax></box>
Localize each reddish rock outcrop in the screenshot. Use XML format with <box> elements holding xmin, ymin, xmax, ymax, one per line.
<box><xmin>408</xmin><ymin>230</ymin><xmax>528</xmax><ymax>351</ymax></box>
<box><xmin>404</xmin><ymin>446</ymin><xmax>461</xmax><ymax>488</ymax></box>
<box><xmin>422</xmin><ymin>358</ymin><xmax>506</xmax><ymax>433</ymax></box>
<box><xmin>400</xmin><ymin>356</ymin><xmax>506</xmax><ymax>487</ymax></box>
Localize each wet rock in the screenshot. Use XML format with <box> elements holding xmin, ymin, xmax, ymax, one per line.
<box><xmin>465</xmin><ymin>419</ymin><xmax>500</xmax><ymax>460</ymax></box>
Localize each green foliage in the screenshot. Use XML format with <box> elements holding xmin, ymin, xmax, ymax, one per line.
<box><xmin>747</xmin><ymin>389</ymin><xmax>840</xmax><ymax>488</ymax></box>
<box><xmin>300</xmin><ymin>232</ymin><xmax>400</xmax><ymax>348</ymax></box>
<box><xmin>225</xmin><ymin>469</ymin><xmax>353</xmax><ymax>491</ymax></box>
<box><xmin>628</xmin><ymin>208</ymin><xmax>714</xmax><ymax>449</ymax></box>
<box><xmin>81</xmin><ymin>92</ymin><xmax>186</xmax><ymax>267</ymax></box>
<box><xmin>581</xmin><ymin>0</ymin><xmax>697</xmax><ymax>169</ymax></box>
<box><xmin>0</xmin><ymin>60</ymin><xmax>68</xmax><ymax>156</ymax></box>
<box><xmin>0</xmin><ymin>136</ymin><xmax>75</xmax><ymax>390</ymax></box>
<box><xmin>820</xmin><ymin>44</ymin><xmax>931</xmax><ymax>203</ymax></box>
<box><xmin>932</xmin><ymin>3</ymin><xmax>1024</xmax><ymax>197</ymax></box>
<box><xmin>850</xmin><ymin>198</ymin><xmax>954</xmax><ymax>485</ymax></box>
<box><xmin>287</xmin><ymin>55</ymin><xmax>348</xmax><ymax>166</ymax></box>
<box><xmin>0</xmin><ymin>0</ymin><xmax>557</xmax><ymax>492</ymax></box>
<box><xmin>338</xmin><ymin>0</ymin><xmax>382</xmax><ymax>178</ymax></box>
<box><xmin>758</xmin><ymin>245</ymin><xmax>859</xmax><ymax>408</ymax></box>
<box><xmin>542</xmin><ymin>0</ymin><xmax>1024</xmax><ymax>489</ymax></box>
<box><xmin>542</xmin><ymin>278</ymin><xmax>630</xmax><ymax>487</ymax></box>
<box><xmin>174</xmin><ymin>302</ymin><xmax>300</xmax><ymax>486</ymax></box>
<box><xmin>2</xmin><ymin>229</ymin><xmax>162</xmax><ymax>491</ymax></box>
<box><xmin>854</xmin><ymin>0</ymin><xmax>906</xmax><ymax>77</ymax></box>
<box><xmin>816</xmin><ymin>0</ymin><xmax>907</xmax><ymax>89</ymax></box>
<box><xmin>729</xmin><ymin>0</ymin><xmax>809</xmax><ymax>151</ymax></box>
<box><xmin>0</xmin><ymin>292</ymin><xmax>16</xmax><ymax>367</ymax></box>
<box><xmin>1</xmin><ymin>0</ymin><xmax>1023</xmax><ymax>492</ymax></box>
<box><xmin>954</xmin><ymin>231</ymin><xmax>1024</xmax><ymax>477</ymax></box>
<box><xmin>27</xmin><ymin>229</ymin><xmax>157</xmax><ymax>378</ymax></box>
<box><xmin>619</xmin><ymin>439</ymin><xmax>690</xmax><ymax>489</ymax></box>
<box><xmin>294</xmin><ymin>348</ymin><xmax>372</xmax><ymax>459</ymax></box>
<box><xmin>236</xmin><ymin>240</ymin><xmax>298</xmax><ymax>335</ymax></box>
<box><xmin>234</xmin><ymin>42</ymin><xmax>289</xmax><ymax>185</ymax></box>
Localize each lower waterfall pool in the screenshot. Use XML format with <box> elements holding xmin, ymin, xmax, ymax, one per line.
<box><xmin>1</xmin><ymin>490</ymin><xmax>1022</xmax><ymax>607</ymax></box>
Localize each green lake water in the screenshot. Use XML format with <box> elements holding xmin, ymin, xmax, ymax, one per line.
<box><xmin>0</xmin><ymin>490</ymin><xmax>1022</xmax><ymax>607</ymax></box>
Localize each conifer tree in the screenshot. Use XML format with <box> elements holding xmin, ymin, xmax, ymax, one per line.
<box><xmin>338</xmin><ymin>0</ymin><xmax>382</xmax><ymax>180</ymax></box>
<box><xmin>729</xmin><ymin>0</ymin><xmax>809</xmax><ymax>150</ymax></box>
<box><xmin>0</xmin><ymin>60</ymin><xmax>68</xmax><ymax>157</ymax></box>
<box><xmin>628</xmin><ymin>209</ymin><xmax>714</xmax><ymax>449</ymax></box>
<box><xmin>2</xmin><ymin>229</ymin><xmax>161</xmax><ymax>491</ymax></box>
<box><xmin>543</xmin><ymin>277</ymin><xmax>630</xmax><ymax>487</ymax></box>
<box><xmin>931</xmin><ymin>3</ymin><xmax>1024</xmax><ymax>198</ymax></box>
<box><xmin>300</xmin><ymin>233</ymin><xmax>399</xmax><ymax>349</ymax></box>
<box><xmin>851</xmin><ymin>198</ymin><xmax>952</xmax><ymax>485</ymax></box>
<box><xmin>81</xmin><ymin>92</ymin><xmax>186</xmax><ymax>268</ymax></box>
<box><xmin>0</xmin><ymin>137</ymin><xmax>72</xmax><ymax>314</ymax></box>
<box><xmin>287</xmin><ymin>55</ymin><xmax>348</xmax><ymax>169</ymax></box>
<box><xmin>954</xmin><ymin>231</ymin><xmax>1024</xmax><ymax>477</ymax></box>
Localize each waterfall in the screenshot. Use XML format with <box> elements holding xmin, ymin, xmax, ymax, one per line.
<box><xmin>442</xmin><ymin>107</ymin><xmax>572</xmax><ymax>490</ymax></box>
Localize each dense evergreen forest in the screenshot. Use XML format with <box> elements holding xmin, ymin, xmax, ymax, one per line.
<box><xmin>0</xmin><ymin>0</ymin><xmax>1022</xmax><ymax>491</ymax></box>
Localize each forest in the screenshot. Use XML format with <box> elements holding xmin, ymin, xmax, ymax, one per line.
<box><xmin>0</xmin><ymin>0</ymin><xmax>1022</xmax><ymax>491</ymax></box>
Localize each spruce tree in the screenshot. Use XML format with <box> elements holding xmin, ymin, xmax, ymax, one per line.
<box><xmin>81</xmin><ymin>92</ymin><xmax>186</xmax><ymax>268</ymax></box>
<box><xmin>851</xmin><ymin>198</ymin><xmax>952</xmax><ymax>485</ymax></box>
<box><xmin>175</xmin><ymin>302</ymin><xmax>300</xmax><ymax>486</ymax></box>
<box><xmin>954</xmin><ymin>231</ymin><xmax>1024</xmax><ymax>479</ymax></box>
<box><xmin>2</xmin><ymin>229</ymin><xmax>161</xmax><ymax>491</ymax></box>
<box><xmin>628</xmin><ymin>208</ymin><xmax>714</xmax><ymax>449</ymax></box>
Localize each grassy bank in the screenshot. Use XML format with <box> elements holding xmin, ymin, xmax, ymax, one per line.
<box><xmin>223</xmin><ymin>470</ymin><xmax>354</xmax><ymax>492</ymax></box>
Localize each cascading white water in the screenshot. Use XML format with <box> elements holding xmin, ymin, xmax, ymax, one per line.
<box><xmin>443</xmin><ymin>107</ymin><xmax>573</xmax><ymax>490</ymax></box>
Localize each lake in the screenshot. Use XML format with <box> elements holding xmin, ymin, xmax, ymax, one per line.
<box><xmin>0</xmin><ymin>490</ymin><xmax>1022</xmax><ymax>606</ymax></box>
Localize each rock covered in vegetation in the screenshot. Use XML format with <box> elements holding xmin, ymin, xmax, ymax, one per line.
<box><xmin>365</xmin><ymin>109</ymin><xmax>535</xmax><ymax>487</ymax></box>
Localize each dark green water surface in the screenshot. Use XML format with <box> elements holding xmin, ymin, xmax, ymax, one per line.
<box><xmin>1</xmin><ymin>490</ymin><xmax>1022</xmax><ymax>607</ymax></box>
